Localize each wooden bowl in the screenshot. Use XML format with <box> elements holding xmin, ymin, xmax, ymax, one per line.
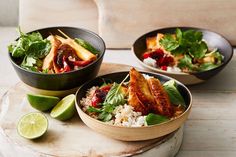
<box><xmin>75</xmin><ymin>71</ymin><xmax>192</xmax><ymax>141</ymax></box>
<box><xmin>132</xmin><ymin>27</ymin><xmax>233</xmax><ymax>85</ymax></box>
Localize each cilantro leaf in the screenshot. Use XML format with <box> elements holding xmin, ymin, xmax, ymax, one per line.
<box><xmin>159</xmin><ymin>34</ymin><xmax>179</xmax><ymax>51</ymax></box>
<box><xmin>189</xmin><ymin>41</ymin><xmax>208</xmax><ymax>59</ymax></box>
<box><xmin>182</xmin><ymin>30</ymin><xmax>203</xmax><ymax>43</ymax></box>
<box><xmin>178</xmin><ymin>54</ymin><xmax>193</xmax><ymax>70</ymax></box>
<box><xmin>87</xmin><ymin>106</ymin><xmax>102</xmax><ymax>113</ymax></box>
<box><xmin>8</xmin><ymin>27</ymin><xmax>51</xmax><ymax>72</ymax></box>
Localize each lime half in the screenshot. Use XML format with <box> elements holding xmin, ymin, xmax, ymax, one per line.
<box><xmin>50</xmin><ymin>94</ymin><xmax>76</xmax><ymax>121</ymax></box>
<box><xmin>17</xmin><ymin>112</ymin><xmax>48</xmax><ymax>139</ymax></box>
<box><xmin>27</xmin><ymin>94</ymin><xmax>60</xmax><ymax>111</ymax></box>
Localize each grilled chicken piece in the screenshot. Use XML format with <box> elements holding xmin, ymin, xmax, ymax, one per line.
<box><xmin>147</xmin><ymin>78</ymin><xmax>173</xmax><ymax>117</ymax></box>
<box><xmin>128</xmin><ymin>68</ymin><xmax>156</xmax><ymax>114</ymax></box>
<box><xmin>42</xmin><ymin>35</ymin><xmax>61</xmax><ymax>71</ymax></box>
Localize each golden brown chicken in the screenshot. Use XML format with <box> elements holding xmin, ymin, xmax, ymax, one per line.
<box><xmin>42</xmin><ymin>36</ymin><xmax>61</xmax><ymax>71</ymax></box>
<box><xmin>147</xmin><ymin>78</ymin><xmax>174</xmax><ymax>117</ymax></box>
<box><xmin>128</xmin><ymin>68</ymin><xmax>156</xmax><ymax>114</ymax></box>
<box><xmin>128</xmin><ymin>68</ymin><xmax>174</xmax><ymax>117</ymax></box>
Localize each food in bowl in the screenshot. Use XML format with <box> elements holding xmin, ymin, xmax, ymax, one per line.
<box><xmin>8</xmin><ymin>28</ymin><xmax>99</xmax><ymax>73</ymax></box>
<box><xmin>142</xmin><ymin>28</ymin><xmax>224</xmax><ymax>73</ymax></box>
<box><xmin>80</xmin><ymin>68</ymin><xmax>186</xmax><ymax>127</ymax></box>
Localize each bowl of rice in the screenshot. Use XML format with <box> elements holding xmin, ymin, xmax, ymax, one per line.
<box><xmin>75</xmin><ymin>68</ymin><xmax>192</xmax><ymax>141</ymax></box>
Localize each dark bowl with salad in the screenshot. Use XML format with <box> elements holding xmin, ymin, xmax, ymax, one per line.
<box><xmin>8</xmin><ymin>26</ymin><xmax>106</xmax><ymax>92</ymax></box>
<box><xmin>75</xmin><ymin>68</ymin><xmax>192</xmax><ymax>141</ymax></box>
<box><xmin>132</xmin><ymin>27</ymin><xmax>233</xmax><ymax>85</ymax></box>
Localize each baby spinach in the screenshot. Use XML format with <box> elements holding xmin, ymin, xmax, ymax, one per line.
<box><xmin>163</xmin><ymin>80</ymin><xmax>186</xmax><ymax>107</ymax></box>
<box><xmin>145</xmin><ymin>113</ymin><xmax>169</xmax><ymax>125</ymax></box>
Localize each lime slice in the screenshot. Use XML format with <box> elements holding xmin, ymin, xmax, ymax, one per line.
<box><xmin>50</xmin><ymin>94</ymin><xmax>76</xmax><ymax>121</ymax></box>
<box><xmin>27</xmin><ymin>94</ymin><xmax>60</xmax><ymax>111</ymax></box>
<box><xmin>17</xmin><ymin>112</ymin><xmax>48</xmax><ymax>139</ymax></box>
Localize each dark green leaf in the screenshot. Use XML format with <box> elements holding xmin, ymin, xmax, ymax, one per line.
<box><xmin>176</xmin><ymin>28</ymin><xmax>182</xmax><ymax>42</ymax></box>
<box><xmin>87</xmin><ymin>106</ymin><xmax>102</xmax><ymax>113</ymax></box>
<box><xmin>183</xmin><ymin>30</ymin><xmax>203</xmax><ymax>43</ymax></box>
<box><xmin>189</xmin><ymin>41</ymin><xmax>208</xmax><ymax>59</ymax></box>
<box><xmin>178</xmin><ymin>54</ymin><xmax>193</xmax><ymax>70</ymax></box>
<box><xmin>75</xmin><ymin>38</ymin><xmax>99</xmax><ymax>54</ymax></box>
<box><xmin>103</xmin><ymin>103</ymin><xmax>116</xmax><ymax>113</ymax></box>
<box><xmin>145</xmin><ymin>113</ymin><xmax>169</xmax><ymax>125</ymax></box>
<box><xmin>26</xmin><ymin>40</ymin><xmax>51</xmax><ymax>59</ymax></box>
<box><xmin>163</xmin><ymin>80</ymin><xmax>186</xmax><ymax>107</ymax></box>
<box><xmin>159</xmin><ymin>34</ymin><xmax>179</xmax><ymax>51</ymax></box>
<box><xmin>98</xmin><ymin>112</ymin><xmax>112</xmax><ymax>122</ymax></box>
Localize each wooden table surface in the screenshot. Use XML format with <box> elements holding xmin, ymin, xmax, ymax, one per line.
<box><xmin>0</xmin><ymin>27</ymin><xmax>236</xmax><ymax>157</ymax></box>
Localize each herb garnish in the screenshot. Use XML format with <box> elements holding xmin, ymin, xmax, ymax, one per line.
<box><xmin>8</xmin><ymin>28</ymin><xmax>51</xmax><ymax>72</ymax></box>
<box><xmin>159</xmin><ymin>28</ymin><xmax>223</xmax><ymax>72</ymax></box>
<box><xmin>87</xmin><ymin>74</ymin><xmax>129</xmax><ymax>122</ymax></box>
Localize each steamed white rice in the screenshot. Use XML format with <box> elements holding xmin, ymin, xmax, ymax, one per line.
<box><xmin>80</xmin><ymin>87</ymin><xmax>147</xmax><ymax>127</ymax></box>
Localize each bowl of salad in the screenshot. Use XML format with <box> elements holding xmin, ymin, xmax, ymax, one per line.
<box><xmin>8</xmin><ymin>26</ymin><xmax>106</xmax><ymax>95</ymax></box>
<box><xmin>132</xmin><ymin>27</ymin><xmax>233</xmax><ymax>85</ymax></box>
<box><xmin>75</xmin><ymin>68</ymin><xmax>192</xmax><ymax>141</ymax></box>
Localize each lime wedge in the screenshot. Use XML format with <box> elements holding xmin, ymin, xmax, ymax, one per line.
<box><xmin>50</xmin><ymin>94</ymin><xmax>76</xmax><ymax>121</ymax></box>
<box><xmin>17</xmin><ymin>112</ymin><xmax>48</xmax><ymax>139</ymax></box>
<box><xmin>27</xmin><ymin>94</ymin><xmax>60</xmax><ymax>111</ymax></box>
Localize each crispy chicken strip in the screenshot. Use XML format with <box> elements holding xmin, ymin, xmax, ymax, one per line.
<box><xmin>147</xmin><ymin>78</ymin><xmax>173</xmax><ymax>117</ymax></box>
<box><xmin>128</xmin><ymin>68</ymin><xmax>156</xmax><ymax>114</ymax></box>
<box><xmin>42</xmin><ymin>35</ymin><xmax>61</xmax><ymax>71</ymax></box>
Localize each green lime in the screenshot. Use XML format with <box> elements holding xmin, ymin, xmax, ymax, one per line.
<box><xmin>27</xmin><ymin>94</ymin><xmax>60</xmax><ymax>111</ymax></box>
<box><xmin>50</xmin><ymin>94</ymin><xmax>76</xmax><ymax>121</ymax></box>
<box><xmin>17</xmin><ymin>112</ymin><xmax>48</xmax><ymax>139</ymax></box>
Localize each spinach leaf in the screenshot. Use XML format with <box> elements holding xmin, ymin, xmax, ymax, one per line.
<box><xmin>75</xmin><ymin>38</ymin><xmax>99</xmax><ymax>54</ymax></box>
<box><xmin>163</xmin><ymin>80</ymin><xmax>186</xmax><ymax>107</ymax></box>
<box><xmin>145</xmin><ymin>113</ymin><xmax>169</xmax><ymax>125</ymax></box>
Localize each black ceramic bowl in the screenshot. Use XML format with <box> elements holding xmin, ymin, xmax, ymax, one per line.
<box><xmin>75</xmin><ymin>71</ymin><xmax>192</xmax><ymax>141</ymax></box>
<box><xmin>9</xmin><ymin>26</ymin><xmax>106</xmax><ymax>94</ymax></box>
<box><xmin>132</xmin><ymin>27</ymin><xmax>233</xmax><ymax>85</ymax></box>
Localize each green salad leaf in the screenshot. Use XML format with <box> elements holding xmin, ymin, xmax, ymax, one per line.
<box><xmin>145</xmin><ymin>113</ymin><xmax>169</xmax><ymax>125</ymax></box>
<box><xmin>8</xmin><ymin>28</ymin><xmax>51</xmax><ymax>72</ymax></box>
<box><xmin>75</xmin><ymin>38</ymin><xmax>99</xmax><ymax>54</ymax></box>
<box><xmin>163</xmin><ymin>80</ymin><xmax>186</xmax><ymax>107</ymax></box>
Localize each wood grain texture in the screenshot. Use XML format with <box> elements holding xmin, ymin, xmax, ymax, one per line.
<box><xmin>0</xmin><ymin>64</ymin><xmax>183</xmax><ymax>157</ymax></box>
<box><xmin>95</xmin><ymin>0</ymin><xmax>236</xmax><ymax>48</ymax></box>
